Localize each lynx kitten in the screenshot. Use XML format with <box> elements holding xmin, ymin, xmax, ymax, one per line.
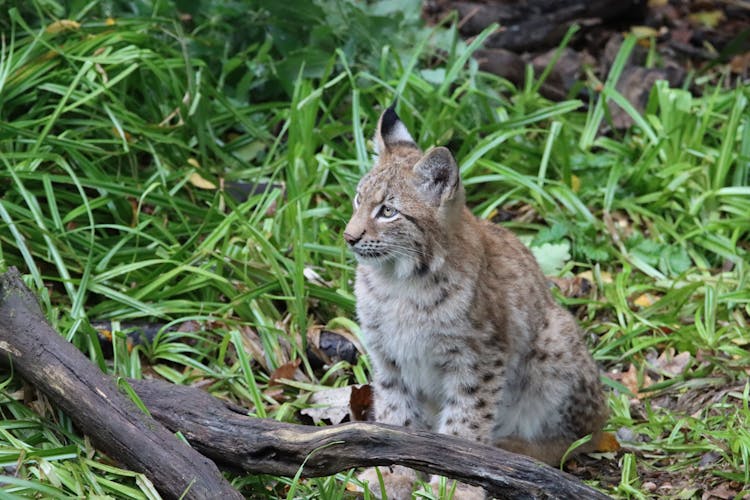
<box><xmin>344</xmin><ymin>107</ymin><xmax>608</xmax><ymax>499</ymax></box>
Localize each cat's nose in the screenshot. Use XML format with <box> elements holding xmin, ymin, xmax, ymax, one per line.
<box><xmin>344</xmin><ymin>231</ymin><xmax>362</xmax><ymax>246</ymax></box>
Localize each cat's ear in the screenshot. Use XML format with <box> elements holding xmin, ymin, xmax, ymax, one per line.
<box><xmin>374</xmin><ymin>105</ymin><xmax>416</xmax><ymax>154</ymax></box>
<box><xmin>412</xmin><ymin>147</ymin><xmax>460</xmax><ymax>205</ymax></box>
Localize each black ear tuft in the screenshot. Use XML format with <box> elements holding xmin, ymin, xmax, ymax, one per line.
<box><xmin>374</xmin><ymin>103</ymin><xmax>416</xmax><ymax>153</ymax></box>
<box><xmin>380</xmin><ymin>106</ymin><xmax>400</xmax><ymax>140</ymax></box>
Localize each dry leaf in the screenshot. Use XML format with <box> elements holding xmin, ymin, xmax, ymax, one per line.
<box><xmin>305</xmin><ymin>325</ymin><xmax>330</xmax><ymax>368</ymax></box>
<box><xmin>595</xmin><ymin>432</ymin><xmax>621</xmax><ymax>453</ymax></box>
<box><xmin>570</xmin><ymin>175</ymin><xmax>581</xmax><ymax>193</ymax></box>
<box><xmin>654</xmin><ymin>349</ymin><xmax>691</xmax><ymax>378</ymax></box>
<box><xmin>269</xmin><ymin>358</ymin><xmax>301</xmax><ymax>386</ymax></box>
<box><xmin>345</xmin><ymin>482</ymin><xmax>361</xmax><ymax>492</ymax></box>
<box><xmin>349</xmin><ymin>384</ymin><xmax>373</xmax><ymax>421</ymax></box>
<box><xmin>622</xmin><ymin>363</ymin><xmax>654</xmax><ymax>399</ymax></box>
<box><xmin>548</xmin><ymin>275</ymin><xmax>593</xmax><ymax>298</ymax></box>
<box><xmin>112</xmin><ymin>127</ymin><xmax>134</xmax><ymax>143</ymax></box>
<box><xmin>176</xmin><ymin>320</ymin><xmax>202</xmax><ymax>333</ymax></box>
<box><xmin>633</xmin><ymin>292</ymin><xmax>659</xmax><ymax>308</ymax></box>
<box><xmin>188</xmin><ymin>172</ymin><xmax>216</xmax><ymax>190</ymax></box>
<box><xmin>303</xmin><ymin>267</ymin><xmax>327</xmax><ymax>287</ymax></box>
<box><xmin>612</xmin><ymin>66</ymin><xmax>683</xmax><ymax>129</ymax></box>
<box><xmin>45</xmin><ymin>20</ymin><xmax>80</xmax><ymax>34</ymax></box>
<box><xmin>237</xmin><ymin>325</ymin><xmax>268</xmax><ymax>371</ymax></box>
<box><xmin>611</xmin><ymin>210</ymin><xmax>635</xmax><ymax>239</ymax></box>
<box><xmin>301</xmin><ymin>385</ymin><xmax>364</xmax><ymax>425</ymax></box>
<box><xmin>642</xmin><ymin>481</ymin><xmax>657</xmax><ymax>493</ymax></box>
<box><xmin>577</xmin><ymin>270</ymin><xmax>613</xmax><ymax>285</ymax></box>
<box><xmin>689</xmin><ymin>10</ymin><xmax>725</xmax><ymax>29</ymax></box>
<box><xmin>702</xmin><ymin>482</ymin><xmax>740</xmax><ymax>500</ymax></box>
<box><xmin>729</xmin><ymin>53</ymin><xmax>750</xmax><ymax>75</ymax></box>
<box><xmin>264</xmin><ymin>387</ymin><xmax>285</xmax><ymax>402</ymax></box>
<box><xmin>631</xmin><ymin>26</ymin><xmax>658</xmax><ymax>39</ymax></box>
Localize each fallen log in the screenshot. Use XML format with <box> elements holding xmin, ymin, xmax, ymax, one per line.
<box><xmin>0</xmin><ymin>267</ymin><xmax>242</xmax><ymax>500</ymax></box>
<box><xmin>0</xmin><ymin>266</ymin><xmax>609</xmax><ymax>499</ymax></box>
<box><xmin>128</xmin><ymin>381</ymin><xmax>610</xmax><ymax>499</ymax></box>
<box><xmin>447</xmin><ymin>0</ymin><xmax>648</xmax><ymax>52</ymax></box>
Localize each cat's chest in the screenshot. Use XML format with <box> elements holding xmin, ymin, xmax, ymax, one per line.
<box><xmin>356</xmin><ymin>269</ymin><xmax>475</xmax><ymax>390</ymax></box>
<box><xmin>356</xmin><ymin>270</ymin><xmax>473</xmax><ymax>335</ymax></box>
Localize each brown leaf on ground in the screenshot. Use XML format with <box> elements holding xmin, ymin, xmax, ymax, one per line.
<box><xmin>269</xmin><ymin>358</ymin><xmax>301</xmax><ymax>386</ymax></box>
<box><xmin>548</xmin><ymin>275</ymin><xmax>594</xmax><ymax>299</ymax></box>
<box><xmin>702</xmin><ymin>481</ymin><xmax>740</xmax><ymax>500</ymax></box>
<box><xmin>563</xmin><ymin>454</ymin><xmax>621</xmax><ymax>489</ymax></box>
<box><xmin>177</xmin><ymin>320</ymin><xmax>202</xmax><ymax>333</ymax></box>
<box><xmin>349</xmin><ymin>384</ymin><xmax>373</xmax><ymax>421</ymax></box>
<box><xmin>730</xmin><ymin>52</ymin><xmax>750</xmax><ymax>75</ymax></box>
<box><xmin>223</xmin><ymin>180</ymin><xmax>285</xmax><ymax>216</ymax></box>
<box><xmin>475</xmin><ymin>48</ymin><xmax>525</xmax><ymax>87</ymax></box>
<box><xmin>594</xmin><ymin>432</ymin><xmax>621</xmax><ymax>453</ymax></box>
<box><xmin>642</xmin><ymin>481</ymin><xmax>658</xmax><ymax>493</ymax></box>
<box><xmin>653</xmin><ymin>348</ymin><xmax>692</xmax><ymax>378</ymax></box>
<box><xmin>622</xmin><ymin>363</ymin><xmax>655</xmax><ymax>399</ymax></box>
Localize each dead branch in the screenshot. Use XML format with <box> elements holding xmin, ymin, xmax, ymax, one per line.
<box><xmin>130</xmin><ymin>378</ymin><xmax>610</xmax><ymax>499</ymax></box>
<box><xmin>0</xmin><ymin>267</ymin><xmax>241</xmax><ymax>500</ymax></box>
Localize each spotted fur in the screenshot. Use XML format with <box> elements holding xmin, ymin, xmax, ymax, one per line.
<box><xmin>345</xmin><ymin>107</ymin><xmax>608</xmax><ymax>499</ymax></box>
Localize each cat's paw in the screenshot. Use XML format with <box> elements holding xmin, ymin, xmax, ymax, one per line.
<box><xmin>357</xmin><ymin>466</ymin><xmax>417</xmax><ymax>500</ymax></box>
<box><xmin>429</xmin><ymin>476</ymin><xmax>486</xmax><ymax>500</ymax></box>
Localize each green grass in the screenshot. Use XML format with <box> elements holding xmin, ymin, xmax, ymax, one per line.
<box><xmin>0</xmin><ymin>1</ymin><xmax>749</xmax><ymax>498</ymax></box>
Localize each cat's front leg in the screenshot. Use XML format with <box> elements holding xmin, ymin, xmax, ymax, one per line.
<box><xmin>429</xmin><ymin>354</ymin><xmax>503</xmax><ymax>500</ymax></box>
<box><xmin>435</xmin><ymin>349</ymin><xmax>501</xmax><ymax>441</ymax></box>
<box><xmin>429</xmin><ymin>388</ymin><xmax>491</xmax><ymax>500</ymax></box>
<box><xmin>358</xmin><ymin>354</ymin><xmax>424</xmax><ymax>499</ymax></box>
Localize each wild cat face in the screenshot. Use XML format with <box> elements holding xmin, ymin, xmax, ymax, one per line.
<box><xmin>343</xmin><ymin>106</ymin><xmax>464</xmax><ymax>278</ymax></box>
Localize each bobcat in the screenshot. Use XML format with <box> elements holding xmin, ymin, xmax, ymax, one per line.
<box><xmin>344</xmin><ymin>106</ymin><xmax>608</xmax><ymax>499</ymax></box>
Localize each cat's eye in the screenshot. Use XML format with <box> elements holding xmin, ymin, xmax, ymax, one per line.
<box><xmin>378</xmin><ymin>205</ymin><xmax>398</xmax><ymax>219</ymax></box>
<box><xmin>354</xmin><ymin>193</ymin><xmax>361</xmax><ymax>209</ymax></box>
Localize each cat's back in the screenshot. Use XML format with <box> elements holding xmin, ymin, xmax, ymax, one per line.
<box><xmin>477</xmin><ymin>218</ymin><xmax>548</xmax><ymax>287</ymax></box>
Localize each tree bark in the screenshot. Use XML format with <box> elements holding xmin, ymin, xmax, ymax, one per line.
<box><xmin>0</xmin><ymin>267</ymin><xmax>242</xmax><ymax>500</ymax></box>
<box><xmin>129</xmin><ymin>378</ymin><xmax>609</xmax><ymax>500</ymax></box>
